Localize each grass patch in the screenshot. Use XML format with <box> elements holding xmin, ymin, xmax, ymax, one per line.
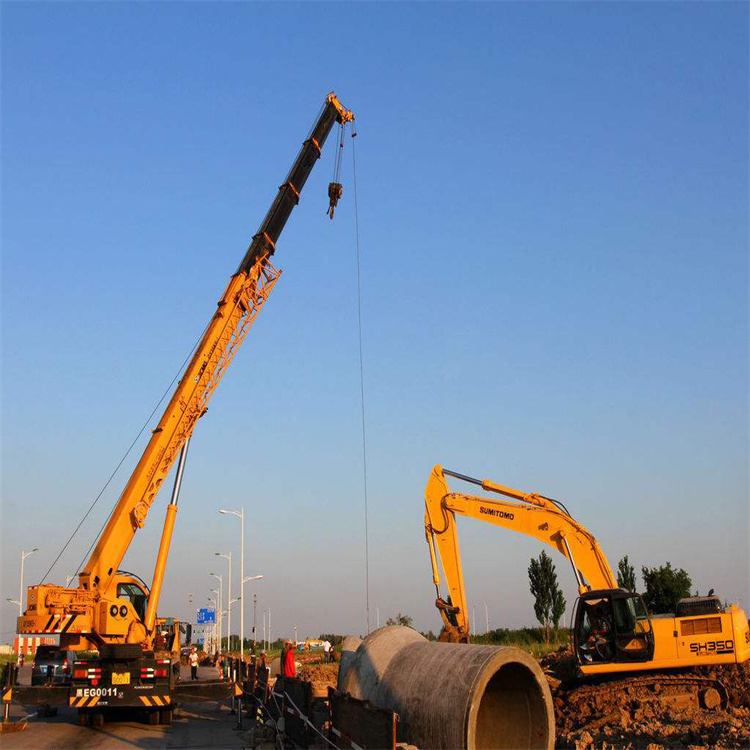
<box><xmin>469</xmin><ymin>627</ymin><xmax>570</xmax><ymax>657</ymax></box>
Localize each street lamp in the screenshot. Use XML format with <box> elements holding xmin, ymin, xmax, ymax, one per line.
<box><xmin>252</xmin><ymin>593</ymin><xmax>258</xmax><ymax>653</ymax></box>
<box><xmin>18</xmin><ymin>549</ymin><xmax>38</xmax><ymax>616</ymax></box>
<box><xmin>210</xmin><ymin>573</ymin><xmax>223</xmax><ymax>651</ymax></box>
<box><xmin>219</xmin><ymin>508</ymin><xmax>246</xmax><ymax>658</ymax></box>
<box><xmin>208</xmin><ymin>594</ymin><xmax>218</xmax><ymax>654</ymax></box>
<box><xmin>215</xmin><ymin>552</ymin><xmax>231</xmax><ymax>651</ymax></box>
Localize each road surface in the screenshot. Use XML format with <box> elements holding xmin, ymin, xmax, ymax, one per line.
<box><xmin>3</xmin><ymin>665</ymin><xmax>248</xmax><ymax>749</ymax></box>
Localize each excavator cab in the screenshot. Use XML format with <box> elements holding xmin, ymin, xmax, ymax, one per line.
<box><xmin>574</xmin><ymin>589</ymin><xmax>654</xmax><ymax>666</ymax></box>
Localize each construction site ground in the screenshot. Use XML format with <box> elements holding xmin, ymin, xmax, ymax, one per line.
<box><xmin>293</xmin><ymin>648</ymin><xmax>750</xmax><ymax>750</ymax></box>
<box><xmin>4</xmin><ymin>649</ymin><xmax>748</xmax><ymax>748</ymax></box>
<box><xmin>542</xmin><ymin>647</ymin><xmax>750</xmax><ymax>750</ymax></box>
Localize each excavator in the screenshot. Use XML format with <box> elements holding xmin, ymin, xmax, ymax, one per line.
<box><xmin>10</xmin><ymin>92</ymin><xmax>354</xmax><ymax>725</ymax></box>
<box><xmin>424</xmin><ymin>464</ymin><xmax>750</xmax><ymax>707</ymax></box>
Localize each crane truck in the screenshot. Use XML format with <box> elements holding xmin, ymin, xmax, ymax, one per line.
<box><xmin>9</xmin><ymin>92</ymin><xmax>354</xmax><ymax>726</ymax></box>
<box><xmin>424</xmin><ymin>464</ymin><xmax>750</xmax><ymax>708</ymax></box>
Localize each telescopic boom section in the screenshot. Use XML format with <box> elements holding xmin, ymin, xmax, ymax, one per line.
<box><xmin>79</xmin><ymin>93</ymin><xmax>354</xmax><ymax>597</ymax></box>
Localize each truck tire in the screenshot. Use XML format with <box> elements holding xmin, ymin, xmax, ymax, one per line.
<box><xmin>78</xmin><ymin>711</ymin><xmax>90</xmax><ymax>727</ymax></box>
<box><xmin>159</xmin><ymin>708</ymin><xmax>173</xmax><ymax>725</ymax></box>
<box><xmin>99</xmin><ymin>643</ymin><xmax>143</xmax><ymax>660</ymax></box>
<box><xmin>147</xmin><ymin>709</ymin><xmax>159</xmax><ymax>725</ymax></box>
<box><xmin>90</xmin><ymin>711</ymin><xmax>104</xmax><ymax>728</ymax></box>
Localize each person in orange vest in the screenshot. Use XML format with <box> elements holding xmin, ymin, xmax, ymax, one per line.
<box><xmin>282</xmin><ymin>640</ymin><xmax>296</xmax><ymax>678</ymax></box>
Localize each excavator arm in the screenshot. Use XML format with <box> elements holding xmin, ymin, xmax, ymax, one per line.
<box><xmin>424</xmin><ymin>464</ymin><xmax>617</xmax><ymax>642</ymax></box>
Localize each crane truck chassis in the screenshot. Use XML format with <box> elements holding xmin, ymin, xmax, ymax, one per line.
<box><xmin>5</xmin><ymin>92</ymin><xmax>354</xmax><ymax>725</ymax></box>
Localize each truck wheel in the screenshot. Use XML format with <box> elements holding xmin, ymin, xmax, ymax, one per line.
<box><xmin>159</xmin><ymin>708</ymin><xmax>173</xmax><ymax>725</ymax></box>
<box><xmin>90</xmin><ymin>711</ymin><xmax>104</xmax><ymax>728</ymax></box>
<box><xmin>147</xmin><ymin>709</ymin><xmax>159</xmax><ymax>725</ymax></box>
<box><xmin>78</xmin><ymin>711</ymin><xmax>90</xmax><ymax>727</ymax></box>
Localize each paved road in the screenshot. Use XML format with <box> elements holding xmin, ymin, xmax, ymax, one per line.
<box><xmin>3</xmin><ymin>665</ymin><xmax>248</xmax><ymax>749</ymax></box>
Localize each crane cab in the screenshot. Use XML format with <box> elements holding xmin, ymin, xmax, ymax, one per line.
<box><xmin>573</xmin><ymin>589</ymin><xmax>655</xmax><ymax>670</ymax></box>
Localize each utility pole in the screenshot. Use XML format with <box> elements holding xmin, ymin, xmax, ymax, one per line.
<box><xmin>263</xmin><ymin>609</ymin><xmax>267</xmax><ymax>651</ymax></box>
<box><xmin>376</xmin><ymin>606</ymin><xmax>380</xmax><ymax>628</ymax></box>
<box><xmin>484</xmin><ymin>602</ymin><xmax>489</xmax><ymax>635</ymax></box>
<box><xmin>472</xmin><ymin>605</ymin><xmax>476</xmax><ymax>637</ymax></box>
<box><xmin>294</xmin><ymin>625</ymin><xmax>298</xmax><ymax>645</ymax></box>
<box><xmin>268</xmin><ymin>608</ymin><xmax>271</xmax><ymax>651</ymax></box>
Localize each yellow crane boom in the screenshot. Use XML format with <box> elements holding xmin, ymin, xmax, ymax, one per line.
<box><xmin>19</xmin><ymin>93</ymin><xmax>354</xmax><ymax>653</ymax></box>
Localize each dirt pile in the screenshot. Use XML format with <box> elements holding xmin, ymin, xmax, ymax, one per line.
<box><xmin>297</xmin><ymin>661</ymin><xmax>338</xmax><ymax>697</ymax></box>
<box><xmin>541</xmin><ymin>648</ymin><xmax>750</xmax><ymax>749</ymax></box>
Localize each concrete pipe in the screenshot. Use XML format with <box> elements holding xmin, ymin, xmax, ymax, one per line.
<box><xmin>337</xmin><ymin>626</ymin><xmax>554</xmax><ymax>750</ymax></box>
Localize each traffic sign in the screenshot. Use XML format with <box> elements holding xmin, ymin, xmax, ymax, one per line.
<box><xmin>197</xmin><ymin>608</ymin><xmax>216</xmax><ymax>624</ymax></box>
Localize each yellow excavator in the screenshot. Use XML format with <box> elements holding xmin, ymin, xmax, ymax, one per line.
<box><xmin>11</xmin><ymin>93</ymin><xmax>354</xmax><ymax>725</ymax></box>
<box><xmin>424</xmin><ymin>464</ymin><xmax>749</xmax><ymax>704</ymax></box>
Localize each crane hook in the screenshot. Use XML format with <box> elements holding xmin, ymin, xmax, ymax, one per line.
<box><xmin>327</xmin><ymin>181</ymin><xmax>343</xmax><ymax>219</ymax></box>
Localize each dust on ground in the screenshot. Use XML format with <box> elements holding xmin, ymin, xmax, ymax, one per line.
<box><xmin>540</xmin><ymin>647</ymin><xmax>750</xmax><ymax>750</ymax></box>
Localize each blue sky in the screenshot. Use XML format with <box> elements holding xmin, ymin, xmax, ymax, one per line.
<box><xmin>1</xmin><ymin>2</ymin><xmax>747</xmax><ymax>645</ymax></box>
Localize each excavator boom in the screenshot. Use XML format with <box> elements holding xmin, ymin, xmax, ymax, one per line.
<box><xmin>424</xmin><ymin>464</ymin><xmax>617</xmax><ymax>641</ymax></box>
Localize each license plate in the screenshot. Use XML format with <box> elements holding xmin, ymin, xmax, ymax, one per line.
<box><xmin>111</xmin><ymin>672</ymin><xmax>130</xmax><ymax>685</ymax></box>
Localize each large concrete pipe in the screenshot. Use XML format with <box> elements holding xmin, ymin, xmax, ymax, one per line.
<box><xmin>337</xmin><ymin>626</ymin><xmax>554</xmax><ymax>750</ymax></box>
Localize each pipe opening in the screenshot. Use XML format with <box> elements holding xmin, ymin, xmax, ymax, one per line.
<box><xmin>473</xmin><ymin>662</ymin><xmax>550</xmax><ymax>750</ymax></box>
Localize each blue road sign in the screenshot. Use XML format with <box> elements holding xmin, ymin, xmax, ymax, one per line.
<box><xmin>197</xmin><ymin>608</ymin><xmax>216</xmax><ymax>624</ymax></box>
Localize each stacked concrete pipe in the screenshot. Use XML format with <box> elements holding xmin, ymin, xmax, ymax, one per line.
<box><xmin>337</xmin><ymin>626</ymin><xmax>554</xmax><ymax>750</ymax></box>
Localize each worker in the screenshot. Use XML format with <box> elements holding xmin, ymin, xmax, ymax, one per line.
<box><xmin>323</xmin><ymin>640</ymin><xmax>332</xmax><ymax>662</ymax></box>
<box><xmin>154</xmin><ymin>630</ymin><xmax>167</xmax><ymax>651</ymax></box>
<box><xmin>259</xmin><ymin>652</ymin><xmax>267</xmax><ymax>670</ymax></box>
<box><xmin>189</xmin><ymin>647</ymin><xmax>199</xmax><ymax>680</ymax></box>
<box><xmin>282</xmin><ymin>640</ymin><xmax>296</xmax><ymax>678</ymax></box>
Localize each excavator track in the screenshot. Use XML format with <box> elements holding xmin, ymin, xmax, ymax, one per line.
<box><xmin>555</xmin><ymin>672</ymin><xmax>730</xmax><ymax>733</ymax></box>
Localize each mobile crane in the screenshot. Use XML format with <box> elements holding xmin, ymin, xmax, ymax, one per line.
<box><xmin>424</xmin><ymin>464</ymin><xmax>750</xmax><ymax>706</ymax></box>
<box><xmin>13</xmin><ymin>93</ymin><xmax>354</xmax><ymax>725</ymax></box>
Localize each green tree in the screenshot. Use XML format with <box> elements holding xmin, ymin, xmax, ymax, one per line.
<box><xmin>617</xmin><ymin>555</ymin><xmax>637</xmax><ymax>592</ymax></box>
<box><xmin>641</xmin><ymin>563</ymin><xmax>692</xmax><ymax>614</ymax></box>
<box><xmin>528</xmin><ymin>550</ymin><xmax>566</xmax><ymax>643</ymax></box>
<box><xmin>386</xmin><ymin>612</ymin><xmax>413</xmax><ymax>628</ymax></box>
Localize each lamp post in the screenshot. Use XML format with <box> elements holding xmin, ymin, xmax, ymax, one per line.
<box><xmin>210</xmin><ymin>573</ymin><xmax>223</xmax><ymax>651</ymax></box>
<box><xmin>263</xmin><ymin>609</ymin><xmax>267</xmax><ymax>651</ymax></box>
<box><xmin>219</xmin><ymin>508</ymin><xmax>244</xmax><ymax>657</ymax></box>
<box><xmin>242</xmin><ymin>575</ymin><xmax>263</xmax><ymax>658</ymax></box>
<box><xmin>252</xmin><ymin>593</ymin><xmax>258</xmax><ymax>652</ymax></box>
<box><xmin>484</xmin><ymin>602</ymin><xmax>489</xmax><ymax>635</ymax></box>
<box><xmin>215</xmin><ymin>552</ymin><xmax>231</xmax><ymax>650</ymax></box>
<box><xmin>18</xmin><ymin>549</ymin><xmax>38</xmax><ymax>616</ymax></box>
